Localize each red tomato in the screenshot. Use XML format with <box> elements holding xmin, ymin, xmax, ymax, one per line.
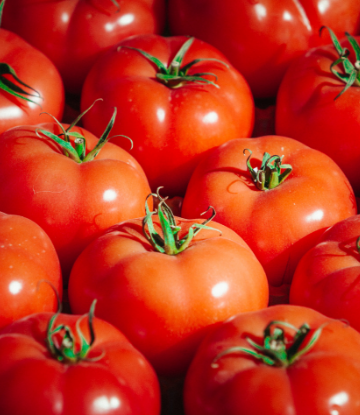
<box><xmin>81</xmin><ymin>34</ymin><xmax>254</xmax><ymax>197</ymax></box>
<box><xmin>0</xmin><ymin>29</ymin><xmax>64</xmax><ymax>133</ymax></box>
<box><xmin>276</xmin><ymin>33</ymin><xmax>360</xmax><ymax>195</ymax></box>
<box><xmin>0</xmin><ymin>212</ymin><xmax>62</xmax><ymax>329</ymax></box>
<box><xmin>2</xmin><ymin>0</ymin><xmax>165</xmax><ymax>94</ymax></box>
<box><xmin>0</xmin><ymin>121</ymin><xmax>152</xmax><ymax>282</ymax></box>
<box><xmin>68</xmin><ymin>197</ymin><xmax>268</xmax><ymax>376</ymax></box>
<box><xmin>0</xmin><ymin>307</ymin><xmax>160</xmax><ymax>415</ymax></box>
<box><xmin>181</xmin><ymin>135</ymin><xmax>357</xmax><ymax>303</ymax></box>
<box><xmin>290</xmin><ymin>214</ymin><xmax>360</xmax><ymax>332</ymax></box>
<box><xmin>168</xmin><ymin>0</ymin><xmax>360</xmax><ymax>98</ymax></box>
<box><xmin>184</xmin><ymin>305</ymin><xmax>360</xmax><ymax>415</ymax></box>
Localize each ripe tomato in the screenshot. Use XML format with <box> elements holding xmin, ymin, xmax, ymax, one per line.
<box><xmin>290</xmin><ymin>214</ymin><xmax>360</xmax><ymax>332</ymax></box>
<box><xmin>0</xmin><ymin>117</ymin><xmax>152</xmax><ymax>282</ymax></box>
<box><xmin>184</xmin><ymin>305</ymin><xmax>360</xmax><ymax>415</ymax></box>
<box><xmin>0</xmin><ymin>305</ymin><xmax>160</xmax><ymax>415</ymax></box>
<box><xmin>2</xmin><ymin>0</ymin><xmax>166</xmax><ymax>94</ymax></box>
<box><xmin>0</xmin><ymin>212</ymin><xmax>62</xmax><ymax>330</ymax></box>
<box><xmin>181</xmin><ymin>135</ymin><xmax>357</xmax><ymax>303</ymax></box>
<box><xmin>68</xmin><ymin>194</ymin><xmax>268</xmax><ymax>376</ymax></box>
<box><xmin>0</xmin><ymin>28</ymin><xmax>64</xmax><ymax>133</ymax></box>
<box><xmin>168</xmin><ymin>0</ymin><xmax>360</xmax><ymax>98</ymax></box>
<box><xmin>81</xmin><ymin>34</ymin><xmax>254</xmax><ymax>197</ymax></box>
<box><xmin>276</xmin><ymin>31</ymin><xmax>360</xmax><ymax>195</ymax></box>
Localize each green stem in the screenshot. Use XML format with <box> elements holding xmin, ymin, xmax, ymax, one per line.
<box><xmin>143</xmin><ymin>187</ymin><xmax>222</xmax><ymax>255</ymax></box>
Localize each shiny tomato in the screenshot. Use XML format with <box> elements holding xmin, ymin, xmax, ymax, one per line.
<box><xmin>0</xmin><ymin>28</ymin><xmax>64</xmax><ymax>133</ymax></box>
<box><xmin>2</xmin><ymin>0</ymin><xmax>166</xmax><ymax>94</ymax></box>
<box><xmin>68</xmin><ymin>195</ymin><xmax>268</xmax><ymax>376</ymax></box>
<box><xmin>184</xmin><ymin>305</ymin><xmax>360</xmax><ymax>415</ymax></box>
<box><xmin>168</xmin><ymin>0</ymin><xmax>360</xmax><ymax>98</ymax></box>
<box><xmin>276</xmin><ymin>32</ymin><xmax>360</xmax><ymax>195</ymax></box>
<box><xmin>0</xmin><ymin>120</ymin><xmax>152</xmax><ymax>282</ymax></box>
<box><xmin>81</xmin><ymin>34</ymin><xmax>254</xmax><ymax>197</ymax></box>
<box><xmin>290</xmin><ymin>214</ymin><xmax>360</xmax><ymax>332</ymax></box>
<box><xmin>181</xmin><ymin>135</ymin><xmax>357</xmax><ymax>303</ymax></box>
<box><xmin>0</xmin><ymin>307</ymin><xmax>160</xmax><ymax>415</ymax></box>
<box><xmin>0</xmin><ymin>212</ymin><xmax>62</xmax><ymax>330</ymax></box>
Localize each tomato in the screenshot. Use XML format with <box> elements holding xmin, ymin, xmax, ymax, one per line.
<box><xmin>0</xmin><ymin>305</ymin><xmax>160</xmax><ymax>415</ymax></box>
<box><xmin>290</xmin><ymin>214</ymin><xmax>360</xmax><ymax>332</ymax></box>
<box><xmin>168</xmin><ymin>0</ymin><xmax>360</xmax><ymax>98</ymax></box>
<box><xmin>184</xmin><ymin>304</ymin><xmax>360</xmax><ymax>415</ymax></box>
<box><xmin>2</xmin><ymin>0</ymin><xmax>166</xmax><ymax>94</ymax></box>
<box><xmin>68</xmin><ymin>193</ymin><xmax>269</xmax><ymax>376</ymax></box>
<box><xmin>181</xmin><ymin>135</ymin><xmax>357</xmax><ymax>303</ymax></box>
<box><xmin>0</xmin><ymin>28</ymin><xmax>64</xmax><ymax>133</ymax></box>
<box><xmin>276</xmin><ymin>31</ymin><xmax>360</xmax><ymax>196</ymax></box>
<box><xmin>0</xmin><ymin>212</ymin><xmax>62</xmax><ymax>330</ymax></box>
<box><xmin>0</xmin><ymin>117</ymin><xmax>152</xmax><ymax>282</ymax></box>
<box><xmin>81</xmin><ymin>34</ymin><xmax>254</xmax><ymax>197</ymax></box>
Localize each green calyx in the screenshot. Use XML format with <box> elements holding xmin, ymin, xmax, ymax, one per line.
<box><xmin>244</xmin><ymin>149</ymin><xmax>292</xmax><ymax>191</ymax></box>
<box><xmin>46</xmin><ymin>299</ymin><xmax>104</xmax><ymax>364</ymax></box>
<box><xmin>36</xmin><ymin>99</ymin><xmax>132</xmax><ymax>163</ymax></box>
<box><xmin>118</xmin><ymin>37</ymin><xmax>229</xmax><ymax>89</ymax></box>
<box><xmin>143</xmin><ymin>187</ymin><xmax>222</xmax><ymax>255</ymax></box>
<box><xmin>212</xmin><ymin>321</ymin><xmax>325</xmax><ymax>368</ymax></box>
<box><xmin>320</xmin><ymin>26</ymin><xmax>360</xmax><ymax>99</ymax></box>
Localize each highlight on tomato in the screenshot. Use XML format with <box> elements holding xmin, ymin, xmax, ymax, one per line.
<box><xmin>290</xmin><ymin>214</ymin><xmax>360</xmax><ymax>332</ymax></box>
<box><xmin>81</xmin><ymin>34</ymin><xmax>254</xmax><ymax>197</ymax></box>
<box><xmin>0</xmin><ymin>300</ymin><xmax>161</xmax><ymax>415</ymax></box>
<box><xmin>68</xmin><ymin>188</ymin><xmax>269</xmax><ymax>376</ymax></box>
<box><xmin>0</xmin><ymin>212</ymin><xmax>62</xmax><ymax>330</ymax></box>
<box><xmin>2</xmin><ymin>0</ymin><xmax>166</xmax><ymax>94</ymax></box>
<box><xmin>276</xmin><ymin>28</ymin><xmax>360</xmax><ymax>196</ymax></box>
<box><xmin>0</xmin><ymin>101</ymin><xmax>152</xmax><ymax>282</ymax></box>
<box><xmin>184</xmin><ymin>305</ymin><xmax>360</xmax><ymax>415</ymax></box>
<box><xmin>181</xmin><ymin>135</ymin><xmax>357</xmax><ymax>303</ymax></box>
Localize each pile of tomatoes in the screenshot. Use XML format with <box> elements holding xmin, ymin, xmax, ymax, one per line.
<box><xmin>1</xmin><ymin>0</ymin><xmax>360</xmax><ymax>414</ymax></box>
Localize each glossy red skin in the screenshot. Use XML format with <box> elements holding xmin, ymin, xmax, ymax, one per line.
<box><xmin>276</xmin><ymin>37</ymin><xmax>360</xmax><ymax>196</ymax></box>
<box><xmin>0</xmin><ymin>123</ymin><xmax>152</xmax><ymax>282</ymax></box>
<box><xmin>290</xmin><ymin>214</ymin><xmax>360</xmax><ymax>331</ymax></box>
<box><xmin>0</xmin><ymin>212</ymin><xmax>62</xmax><ymax>329</ymax></box>
<box><xmin>81</xmin><ymin>34</ymin><xmax>254</xmax><ymax>197</ymax></box>
<box><xmin>184</xmin><ymin>305</ymin><xmax>360</xmax><ymax>415</ymax></box>
<box><xmin>2</xmin><ymin>0</ymin><xmax>165</xmax><ymax>94</ymax></box>
<box><xmin>0</xmin><ymin>312</ymin><xmax>160</xmax><ymax>415</ymax></box>
<box><xmin>181</xmin><ymin>136</ymin><xmax>357</xmax><ymax>302</ymax></box>
<box><xmin>168</xmin><ymin>0</ymin><xmax>360</xmax><ymax>99</ymax></box>
<box><xmin>68</xmin><ymin>216</ymin><xmax>269</xmax><ymax>376</ymax></box>
<box><xmin>0</xmin><ymin>29</ymin><xmax>64</xmax><ymax>133</ymax></box>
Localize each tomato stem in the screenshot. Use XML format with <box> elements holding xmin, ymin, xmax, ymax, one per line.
<box><xmin>244</xmin><ymin>149</ymin><xmax>292</xmax><ymax>190</ymax></box>
<box><xmin>212</xmin><ymin>321</ymin><xmax>326</xmax><ymax>368</ymax></box>
<box><xmin>320</xmin><ymin>26</ymin><xmax>360</xmax><ymax>99</ymax></box>
<box><xmin>118</xmin><ymin>37</ymin><xmax>229</xmax><ymax>89</ymax></box>
<box><xmin>35</xmin><ymin>99</ymin><xmax>132</xmax><ymax>163</ymax></box>
<box><xmin>142</xmin><ymin>187</ymin><xmax>222</xmax><ymax>255</ymax></box>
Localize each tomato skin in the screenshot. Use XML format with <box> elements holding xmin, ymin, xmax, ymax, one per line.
<box><xmin>276</xmin><ymin>37</ymin><xmax>360</xmax><ymax>196</ymax></box>
<box><xmin>0</xmin><ymin>29</ymin><xmax>64</xmax><ymax>133</ymax></box>
<box><xmin>184</xmin><ymin>305</ymin><xmax>360</xmax><ymax>415</ymax></box>
<box><xmin>0</xmin><ymin>312</ymin><xmax>160</xmax><ymax>415</ymax></box>
<box><xmin>81</xmin><ymin>34</ymin><xmax>254</xmax><ymax>197</ymax></box>
<box><xmin>290</xmin><ymin>214</ymin><xmax>360</xmax><ymax>331</ymax></box>
<box><xmin>181</xmin><ymin>136</ymin><xmax>357</xmax><ymax>302</ymax></box>
<box><xmin>68</xmin><ymin>216</ymin><xmax>269</xmax><ymax>376</ymax></box>
<box><xmin>0</xmin><ymin>123</ymin><xmax>152</xmax><ymax>282</ymax></box>
<box><xmin>2</xmin><ymin>0</ymin><xmax>165</xmax><ymax>94</ymax></box>
<box><xmin>168</xmin><ymin>0</ymin><xmax>360</xmax><ymax>99</ymax></box>
<box><xmin>0</xmin><ymin>212</ymin><xmax>62</xmax><ymax>329</ymax></box>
